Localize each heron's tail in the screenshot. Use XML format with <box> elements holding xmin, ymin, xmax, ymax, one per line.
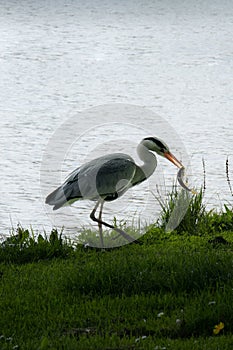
<box><xmin>45</xmin><ymin>186</ymin><xmax>67</xmax><ymax>210</ymax></box>
<box><xmin>46</xmin><ymin>180</ymin><xmax>82</xmax><ymax>210</ymax></box>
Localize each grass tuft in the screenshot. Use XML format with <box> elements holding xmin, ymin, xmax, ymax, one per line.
<box><xmin>0</xmin><ymin>225</ymin><xmax>73</xmax><ymax>264</ymax></box>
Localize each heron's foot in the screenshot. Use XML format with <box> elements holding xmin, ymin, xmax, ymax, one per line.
<box><xmin>111</xmin><ymin>229</ymin><xmax>140</xmax><ymax>244</ymax></box>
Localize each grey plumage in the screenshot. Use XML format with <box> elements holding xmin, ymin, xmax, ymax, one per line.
<box><xmin>46</xmin><ymin>153</ymin><xmax>140</xmax><ymax>210</ymax></box>
<box><xmin>45</xmin><ymin>137</ymin><xmax>184</xmax><ymax>246</ymax></box>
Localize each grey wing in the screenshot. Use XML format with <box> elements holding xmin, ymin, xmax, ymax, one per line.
<box><xmin>95</xmin><ymin>156</ymin><xmax>137</xmax><ymax>200</ymax></box>
<box><xmin>76</xmin><ymin>153</ymin><xmax>137</xmax><ymax>201</ymax></box>
<box><xmin>46</xmin><ymin>153</ymin><xmax>136</xmax><ymax>209</ymax></box>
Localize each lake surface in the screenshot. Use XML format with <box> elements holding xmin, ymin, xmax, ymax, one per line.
<box><xmin>1</xmin><ymin>0</ymin><xmax>233</xmax><ymax>239</ymax></box>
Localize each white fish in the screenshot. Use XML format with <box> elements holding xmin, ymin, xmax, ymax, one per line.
<box><xmin>177</xmin><ymin>167</ymin><xmax>197</xmax><ymax>194</ymax></box>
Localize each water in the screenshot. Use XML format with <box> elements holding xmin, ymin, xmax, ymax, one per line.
<box><xmin>1</xmin><ymin>0</ymin><xmax>233</xmax><ymax>238</ymax></box>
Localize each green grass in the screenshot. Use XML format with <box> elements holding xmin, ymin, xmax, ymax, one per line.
<box><xmin>1</xmin><ymin>190</ymin><xmax>233</xmax><ymax>349</ymax></box>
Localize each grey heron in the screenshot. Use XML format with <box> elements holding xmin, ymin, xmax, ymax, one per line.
<box><xmin>45</xmin><ymin>137</ymin><xmax>184</xmax><ymax>246</ymax></box>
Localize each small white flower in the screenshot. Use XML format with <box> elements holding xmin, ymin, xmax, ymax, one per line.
<box><xmin>157</xmin><ymin>312</ymin><xmax>164</xmax><ymax>318</ymax></box>
<box><xmin>208</xmin><ymin>301</ymin><xmax>216</xmax><ymax>305</ymax></box>
<box><xmin>176</xmin><ymin>318</ymin><xmax>182</xmax><ymax>325</ymax></box>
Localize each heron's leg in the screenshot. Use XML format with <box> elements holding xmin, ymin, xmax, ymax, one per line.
<box><xmin>90</xmin><ymin>200</ymin><xmax>104</xmax><ymax>248</ymax></box>
<box><xmin>90</xmin><ymin>200</ymin><xmax>101</xmax><ymax>219</ymax></box>
<box><xmin>90</xmin><ymin>201</ymin><xmax>138</xmax><ymax>244</ymax></box>
<box><xmin>98</xmin><ymin>200</ymin><xmax>104</xmax><ymax>248</ymax></box>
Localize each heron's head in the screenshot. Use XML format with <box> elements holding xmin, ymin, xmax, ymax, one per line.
<box><xmin>142</xmin><ymin>137</ymin><xmax>183</xmax><ymax>168</ymax></box>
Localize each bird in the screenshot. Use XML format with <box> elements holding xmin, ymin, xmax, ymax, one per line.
<box><xmin>45</xmin><ymin>136</ymin><xmax>184</xmax><ymax>247</ymax></box>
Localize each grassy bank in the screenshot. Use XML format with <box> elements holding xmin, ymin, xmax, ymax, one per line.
<box><xmin>1</xmin><ymin>191</ymin><xmax>233</xmax><ymax>349</ymax></box>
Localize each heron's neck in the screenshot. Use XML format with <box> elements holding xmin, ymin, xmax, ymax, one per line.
<box><xmin>137</xmin><ymin>143</ymin><xmax>157</xmax><ymax>179</ymax></box>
